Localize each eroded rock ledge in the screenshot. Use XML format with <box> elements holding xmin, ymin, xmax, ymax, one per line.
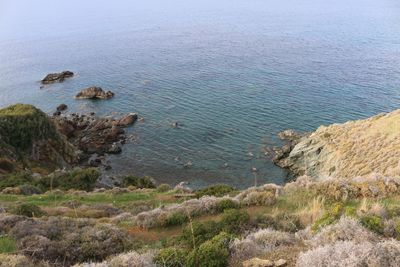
<box><xmin>273</xmin><ymin>109</ymin><xmax>400</xmax><ymax>180</ymax></box>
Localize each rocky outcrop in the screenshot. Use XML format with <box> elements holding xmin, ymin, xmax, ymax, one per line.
<box><xmin>272</xmin><ymin>130</ymin><xmax>308</xmax><ymax>169</ymax></box>
<box><xmin>53</xmin><ymin>112</ymin><xmax>137</xmax><ymax>155</ymax></box>
<box><xmin>0</xmin><ymin>104</ymin><xmax>78</xmax><ymax>173</ymax></box>
<box><xmin>41</xmin><ymin>71</ymin><xmax>74</xmax><ymax>84</ymax></box>
<box><xmin>274</xmin><ymin>110</ymin><xmax>400</xmax><ymax>180</ymax></box>
<box><xmin>75</xmin><ymin>87</ymin><xmax>114</xmax><ymax>100</ymax></box>
<box><xmin>112</xmin><ymin>113</ymin><xmax>138</xmax><ymax>127</ymax></box>
<box><xmin>57</xmin><ymin>104</ymin><xmax>68</xmax><ymax>112</ymax></box>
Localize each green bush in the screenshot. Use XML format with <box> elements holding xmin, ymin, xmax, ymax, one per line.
<box><xmin>361</xmin><ymin>215</ymin><xmax>383</xmax><ymax>234</ymax></box>
<box><xmin>163</xmin><ymin>212</ymin><xmax>188</xmax><ymax>227</ymax></box>
<box><xmin>0</xmin><ymin>172</ymin><xmax>33</xmax><ymax>190</ymax></box>
<box><xmin>37</xmin><ymin>168</ymin><xmax>99</xmax><ymax>191</ymax></box>
<box><xmin>18</xmin><ymin>184</ymin><xmax>42</xmax><ymax>195</ymax></box>
<box><xmin>157</xmin><ymin>183</ymin><xmax>172</xmax><ymax>192</ymax></box>
<box><xmin>216</xmin><ymin>199</ymin><xmax>239</xmax><ymax>212</ymax></box>
<box><xmin>0</xmin><ymin>157</ymin><xmax>15</xmax><ymax>173</ymax></box>
<box><xmin>180</xmin><ymin>221</ymin><xmax>222</xmax><ymax>248</ymax></box>
<box><xmin>0</xmin><ymin>104</ymin><xmax>61</xmax><ymax>151</ymax></box>
<box><xmin>195</xmin><ymin>184</ymin><xmax>235</xmax><ymax>198</ymax></box>
<box><xmin>154</xmin><ymin>247</ymin><xmax>187</xmax><ymax>267</ymax></box>
<box><xmin>187</xmin><ymin>232</ymin><xmax>231</xmax><ymax>267</ymax></box>
<box><xmin>395</xmin><ymin>221</ymin><xmax>400</xmax><ymax>240</ymax></box>
<box><xmin>256</xmin><ymin>213</ymin><xmax>302</xmax><ymax>232</ymax></box>
<box><xmin>122</xmin><ymin>175</ymin><xmax>156</xmax><ymax>188</ymax></box>
<box><xmin>220</xmin><ymin>209</ymin><xmax>250</xmax><ymax>234</ymax></box>
<box><xmin>312</xmin><ymin>202</ymin><xmax>344</xmax><ymax>232</ymax></box>
<box><xmin>11</xmin><ymin>203</ymin><xmax>45</xmax><ymax>217</ymax></box>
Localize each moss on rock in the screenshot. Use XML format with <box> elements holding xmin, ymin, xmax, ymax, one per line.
<box><xmin>0</xmin><ymin>104</ymin><xmax>78</xmax><ymax>173</ymax></box>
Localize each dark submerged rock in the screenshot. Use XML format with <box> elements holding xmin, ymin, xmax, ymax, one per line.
<box><xmin>41</xmin><ymin>71</ymin><xmax>74</xmax><ymax>84</ymax></box>
<box><xmin>57</xmin><ymin>104</ymin><xmax>68</xmax><ymax>112</ymax></box>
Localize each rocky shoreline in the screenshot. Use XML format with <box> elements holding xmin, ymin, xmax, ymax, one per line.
<box><xmin>272</xmin><ymin>109</ymin><xmax>400</xmax><ymax>180</ymax></box>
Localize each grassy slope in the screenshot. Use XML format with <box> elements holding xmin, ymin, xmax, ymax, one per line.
<box><xmin>289</xmin><ymin>109</ymin><xmax>400</xmax><ymax>179</ymax></box>
<box><xmin>1</xmin><ymin>187</ymin><xmax>399</xmax><ymax>247</ymax></box>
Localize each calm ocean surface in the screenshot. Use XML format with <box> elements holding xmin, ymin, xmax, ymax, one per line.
<box><xmin>0</xmin><ymin>0</ymin><xmax>399</xmax><ymax>188</ymax></box>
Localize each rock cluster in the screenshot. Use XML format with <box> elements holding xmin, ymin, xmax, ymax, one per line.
<box><xmin>41</xmin><ymin>71</ymin><xmax>74</xmax><ymax>84</ymax></box>
<box><xmin>75</xmin><ymin>87</ymin><xmax>114</xmax><ymax>100</ymax></box>
<box><xmin>53</xmin><ymin>112</ymin><xmax>137</xmax><ymax>155</ymax></box>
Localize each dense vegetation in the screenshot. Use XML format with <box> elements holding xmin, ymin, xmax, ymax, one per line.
<box><xmin>1</xmin><ymin>172</ymin><xmax>400</xmax><ymax>266</ymax></box>
<box><xmin>0</xmin><ymin>104</ymin><xmax>77</xmax><ymax>173</ymax></box>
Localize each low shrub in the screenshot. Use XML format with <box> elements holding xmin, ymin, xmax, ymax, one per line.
<box><xmin>311</xmin><ymin>202</ymin><xmax>343</xmax><ymax>232</ymax></box>
<box><xmin>215</xmin><ymin>198</ymin><xmax>240</xmax><ymax>212</ymax></box>
<box><xmin>309</xmin><ymin>217</ymin><xmax>380</xmax><ymax>247</ymax></box>
<box><xmin>133</xmin><ymin>196</ymin><xmax>239</xmax><ymax>229</ymax></box>
<box><xmin>0</xmin><ymin>214</ymin><xmax>28</xmax><ymax>234</ymax></box>
<box><xmin>220</xmin><ymin>209</ymin><xmax>250</xmax><ymax>234</ymax></box>
<box><xmin>230</xmin><ymin>228</ymin><xmax>297</xmax><ymax>264</ymax></box>
<box><xmin>187</xmin><ymin>232</ymin><xmax>231</xmax><ymax>267</ymax></box>
<box><xmin>0</xmin><ymin>157</ymin><xmax>15</xmax><ymax>173</ymax></box>
<box><xmin>235</xmin><ymin>184</ymin><xmax>281</xmax><ymax>206</ymax></box>
<box><xmin>163</xmin><ymin>212</ymin><xmax>188</xmax><ymax>227</ymax></box>
<box><xmin>180</xmin><ymin>221</ymin><xmax>222</xmax><ymax>248</ymax></box>
<box><xmin>0</xmin><ymin>172</ymin><xmax>33</xmax><ymax>190</ymax></box>
<box><xmin>154</xmin><ymin>247</ymin><xmax>187</xmax><ymax>267</ymax></box>
<box><xmin>0</xmin><ymin>254</ymin><xmax>48</xmax><ymax>267</ymax></box>
<box><xmin>195</xmin><ymin>184</ymin><xmax>235</xmax><ymax>198</ymax></box>
<box><xmin>11</xmin><ymin>203</ymin><xmax>45</xmax><ymax>218</ymax></box>
<box><xmin>360</xmin><ymin>215</ymin><xmax>384</xmax><ymax>234</ymax></box>
<box><xmin>297</xmin><ymin>240</ymin><xmax>400</xmax><ymax>267</ymax></box>
<box><xmin>18</xmin><ymin>184</ymin><xmax>42</xmax><ymax>195</ymax></box>
<box><xmin>73</xmin><ymin>251</ymin><xmax>156</xmax><ymax>267</ymax></box>
<box><xmin>122</xmin><ymin>175</ymin><xmax>156</xmax><ymax>188</ymax></box>
<box><xmin>10</xmin><ymin>217</ymin><xmax>132</xmax><ymax>266</ymax></box>
<box><xmin>157</xmin><ymin>183</ymin><xmax>172</xmax><ymax>192</ymax></box>
<box><xmin>256</xmin><ymin>213</ymin><xmax>302</xmax><ymax>232</ymax></box>
<box><xmin>37</xmin><ymin>168</ymin><xmax>100</xmax><ymax>191</ymax></box>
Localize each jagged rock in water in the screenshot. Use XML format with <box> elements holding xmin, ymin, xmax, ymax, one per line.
<box><xmin>112</xmin><ymin>113</ymin><xmax>138</xmax><ymax>127</ymax></box>
<box><xmin>75</xmin><ymin>87</ymin><xmax>114</xmax><ymax>100</ymax></box>
<box><xmin>41</xmin><ymin>71</ymin><xmax>74</xmax><ymax>84</ymax></box>
<box><xmin>53</xmin><ymin>112</ymin><xmax>138</xmax><ymax>155</ymax></box>
<box><xmin>57</xmin><ymin>104</ymin><xmax>68</xmax><ymax>111</ymax></box>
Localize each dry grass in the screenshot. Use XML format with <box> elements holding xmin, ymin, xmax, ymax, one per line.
<box><xmin>289</xmin><ymin>109</ymin><xmax>400</xmax><ymax>179</ymax></box>
<box><xmin>296</xmin><ymin>196</ymin><xmax>325</xmax><ymax>226</ymax></box>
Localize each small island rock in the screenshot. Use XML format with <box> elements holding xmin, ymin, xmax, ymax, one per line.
<box><xmin>41</xmin><ymin>71</ymin><xmax>74</xmax><ymax>84</ymax></box>
<box><xmin>75</xmin><ymin>87</ymin><xmax>114</xmax><ymax>100</ymax></box>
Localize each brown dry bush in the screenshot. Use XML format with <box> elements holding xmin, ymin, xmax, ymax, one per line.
<box><xmin>9</xmin><ymin>216</ymin><xmax>132</xmax><ymax>266</ymax></box>
<box><xmin>0</xmin><ymin>254</ymin><xmax>49</xmax><ymax>267</ymax></box>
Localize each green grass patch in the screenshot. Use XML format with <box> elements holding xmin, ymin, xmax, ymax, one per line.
<box><xmin>0</xmin><ymin>236</ymin><xmax>17</xmax><ymax>254</ymax></box>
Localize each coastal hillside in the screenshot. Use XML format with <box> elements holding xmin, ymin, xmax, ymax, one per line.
<box><xmin>1</xmin><ymin>107</ymin><xmax>400</xmax><ymax>266</ymax></box>
<box><xmin>277</xmin><ymin>109</ymin><xmax>400</xmax><ymax>180</ymax></box>
<box><xmin>0</xmin><ymin>104</ymin><xmax>77</xmax><ymax>174</ymax></box>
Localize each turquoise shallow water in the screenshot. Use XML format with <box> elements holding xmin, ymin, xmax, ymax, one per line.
<box><xmin>0</xmin><ymin>0</ymin><xmax>400</xmax><ymax>188</ymax></box>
